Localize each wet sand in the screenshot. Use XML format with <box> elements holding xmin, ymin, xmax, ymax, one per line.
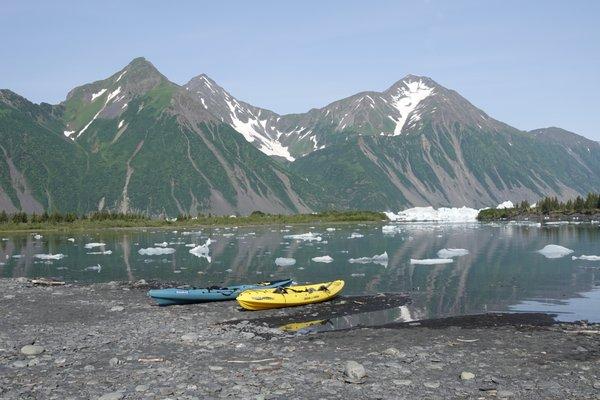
<box><xmin>1</xmin><ymin>278</ymin><xmax>599</xmax><ymax>399</ymax></box>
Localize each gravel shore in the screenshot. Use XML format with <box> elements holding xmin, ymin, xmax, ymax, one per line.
<box><xmin>1</xmin><ymin>278</ymin><xmax>599</xmax><ymax>399</ymax></box>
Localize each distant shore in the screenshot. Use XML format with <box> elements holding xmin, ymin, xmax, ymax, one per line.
<box><xmin>477</xmin><ymin>209</ymin><xmax>600</xmax><ymax>223</ymax></box>
<box><xmin>0</xmin><ymin>210</ymin><xmax>387</xmax><ymax>233</ymax></box>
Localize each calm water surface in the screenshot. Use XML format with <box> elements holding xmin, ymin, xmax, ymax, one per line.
<box><xmin>1</xmin><ymin>222</ymin><xmax>599</xmax><ymax>322</ymax></box>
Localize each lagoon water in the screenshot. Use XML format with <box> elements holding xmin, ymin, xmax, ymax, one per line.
<box><xmin>1</xmin><ymin>222</ymin><xmax>599</xmax><ymax>322</ymax></box>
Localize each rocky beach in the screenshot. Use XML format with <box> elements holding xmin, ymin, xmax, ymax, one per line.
<box><xmin>1</xmin><ymin>278</ymin><xmax>599</xmax><ymax>399</ymax></box>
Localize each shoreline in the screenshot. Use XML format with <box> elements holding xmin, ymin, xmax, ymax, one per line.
<box><xmin>0</xmin><ymin>211</ymin><xmax>387</xmax><ymax>234</ymax></box>
<box><xmin>2</xmin><ymin>278</ymin><xmax>599</xmax><ymax>399</ymax></box>
<box><xmin>477</xmin><ymin>210</ymin><xmax>600</xmax><ymax>223</ymax></box>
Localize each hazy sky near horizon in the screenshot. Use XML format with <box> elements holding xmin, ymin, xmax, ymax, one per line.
<box><xmin>1</xmin><ymin>1</ymin><xmax>599</xmax><ymax>140</ymax></box>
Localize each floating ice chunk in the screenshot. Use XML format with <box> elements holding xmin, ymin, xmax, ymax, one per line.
<box><xmin>63</xmin><ymin>130</ymin><xmax>75</xmax><ymax>137</ymax></box>
<box><xmin>385</xmin><ymin>206</ymin><xmax>480</xmax><ymax>222</ymax></box>
<box><xmin>348</xmin><ymin>232</ymin><xmax>364</xmax><ymax>239</ymax></box>
<box><xmin>33</xmin><ymin>234</ymin><xmax>43</xmax><ymax>240</ymax></box>
<box><xmin>154</xmin><ymin>242</ymin><xmax>168</xmax><ymax>247</ymax></box>
<box><xmin>118</xmin><ymin>120</ymin><xmax>124</xmax><ymax>129</ymax></box>
<box><xmin>350</xmin><ymin>273</ymin><xmax>365</xmax><ymax>277</ymax></box>
<box><xmin>86</xmin><ymin>250</ymin><xmax>112</xmax><ymax>255</ymax></box>
<box><xmin>572</xmin><ymin>255</ymin><xmax>600</xmax><ymax>261</ymax></box>
<box><xmin>496</xmin><ymin>201</ymin><xmax>514</xmax><ymax>209</ymax></box>
<box><xmin>189</xmin><ymin>239</ymin><xmax>212</xmax><ymax>262</ymax></box>
<box><xmin>84</xmin><ymin>242</ymin><xmax>106</xmax><ymax>249</ymax></box>
<box><xmin>34</xmin><ymin>253</ymin><xmax>65</xmax><ymax>260</ymax></box>
<box><xmin>67</xmin><ymin>238</ymin><xmax>75</xmax><ymax>242</ymax></box>
<box><xmin>382</xmin><ymin>225</ymin><xmax>402</xmax><ymax>235</ymax></box>
<box><xmin>537</xmin><ymin>245</ymin><xmax>574</xmax><ymax>259</ymax></box>
<box><xmin>326</xmin><ymin>228</ymin><xmax>336</xmax><ymax>232</ymax></box>
<box><xmin>283</xmin><ymin>232</ymin><xmax>322</xmax><ymax>242</ymax></box>
<box><xmin>349</xmin><ymin>251</ymin><xmax>388</xmax><ymax>267</ymax></box>
<box><xmin>311</xmin><ymin>255</ymin><xmax>333</xmax><ymax>263</ymax></box>
<box><xmin>138</xmin><ymin>247</ymin><xmax>176</xmax><ymax>256</ymax></box>
<box><xmin>437</xmin><ymin>248</ymin><xmax>469</xmax><ymax>258</ymax></box>
<box><xmin>410</xmin><ymin>258</ymin><xmax>453</xmax><ymax>265</ymax></box>
<box><xmin>275</xmin><ymin>257</ymin><xmax>296</xmax><ymax>266</ymax></box>
<box><xmin>85</xmin><ymin>264</ymin><xmax>102</xmax><ymax>272</ymax></box>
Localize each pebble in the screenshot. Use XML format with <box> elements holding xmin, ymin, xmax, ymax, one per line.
<box><xmin>497</xmin><ymin>389</ymin><xmax>515</xmax><ymax>398</ymax></box>
<box><xmin>393</xmin><ymin>379</ymin><xmax>412</xmax><ymax>386</ymax></box>
<box><xmin>110</xmin><ymin>306</ymin><xmax>124</xmax><ymax>312</ymax></box>
<box><xmin>343</xmin><ymin>360</ymin><xmax>366</xmax><ymax>383</ymax></box>
<box><xmin>181</xmin><ymin>333</ymin><xmax>199</xmax><ymax>342</ymax></box>
<box><xmin>109</xmin><ymin>357</ymin><xmax>119</xmax><ymax>367</ymax></box>
<box><xmin>20</xmin><ymin>344</ymin><xmax>45</xmax><ymax>356</ymax></box>
<box><xmin>460</xmin><ymin>371</ymin><xmax>475</xmax><ymax>380</ymax></box>
<box><xmin>593</xmin><ymin>381</ymin><xmax>600</xmax><ymax>389</ymax></box>
<box><xmin>135</xmin><ymin>385</ymin><xmax>149</xmax><ymax>392</ymax></box>
<box><xmin>383</xmin><ymin>347</ymin><xmax>401</xmax><ymax>356</ymax></box>
<box><xmin>98</xmin><ymin>392</ymin><xmax>124</xmax><ymax>400</ymax></box>
<box><xmin>12</xmin><ymin>360</ymin><xmax>28</xmax><ymax>368</ymax></box>
<box><xmin>424</xmin><ymin>381</ymin><xmax>440</xmax><ymax>389</ymax></box>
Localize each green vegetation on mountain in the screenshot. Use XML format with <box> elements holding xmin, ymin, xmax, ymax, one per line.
<box><xmin>1</xmin><ymin>58</ymin><xmax>599</xmax><ymax>216</ymax></box>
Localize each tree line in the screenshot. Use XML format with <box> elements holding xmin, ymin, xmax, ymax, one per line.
<box><xmin>0</xmin><ymin>210</ymin><xmax>150</xmax><ymax>225</ymax></box>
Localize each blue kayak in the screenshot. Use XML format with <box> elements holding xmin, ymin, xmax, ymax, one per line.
<box><xmin>147</xmin><ymin>278</ymin><xmax>293</xmax><ymax>306</ymax></box>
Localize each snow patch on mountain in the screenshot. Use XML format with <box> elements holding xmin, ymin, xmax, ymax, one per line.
<box><xmin>91</xmin><ymin>88</ymin><xmax>107</xmax><ymax>102</ymax></box>
<box><xmin>77</xmin><ymin>86</ymin><xmax>123</xmax><ymax>138</ymax></box>
<box><xmin>224</xmin><ymin>99</ymin><xmax>294</xmax><ymax>161</ymax></box>
<box><xmin>115</xmin><ymin>70</ymin><xmax>127</xmax><ymax>82</ymax></box>
<box><xmin>388</xmin><ymin>80</ymin><xmax>433</xmax><ymax>135</ymax></box>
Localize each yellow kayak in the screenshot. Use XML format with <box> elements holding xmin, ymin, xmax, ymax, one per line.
<box><xmin>237</xmin><ymin>280</ymin><xmax>345</xmax><ymax>311</ymax></box>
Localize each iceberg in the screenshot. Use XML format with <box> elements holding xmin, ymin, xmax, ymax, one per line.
<box><xmin>84</xmin><ymin>264</ymin><xmax>102</xmax><ymax>273</ymax></box>
<box><xmin>348</xmin><ymin>232</ymin><xmax>364</xmax><ymax>239</ymax></box>
<box><xmin>84</xmin><ymin>242</ymin><xmax>106</xmax><ymax>249</ymax></box>
<box><xmin>410</xmin><ymin>258</ymin><xmax>453</xmax><ymax>265</ymax></box>
<box><xmin>138</xmin><ymin>247</ymin><xmax>176</xmax><ymax>256</ymax></box>
<box><xmin>33</xmin><ymin>234</ymin><xmax>43</xmax><ymax>240</ymax></box>
<box><xmin>275</xmin><ymin>257</ymin><xmax>296</xmax><ymax>266</ymax></box>
<box><xmin>385</xmin><ymin>206</ymin><xmax>479</xmax><ymax>222</ymax></box>
<box><xmin>311</xmin><ymin>255</ymin><xmax>334</xmax><ymax>263</ymax></box>
<box><xmin>67</xmin><ymin>238</ymin><xmax>75</xmax><ymax>242</ymax></box>
<box><xmin>326</xmin><ymin>228</ymin><xmax>336</xmax><ymax>232</ymax></box>
<box><xmin>572</xmin><ymin>255</ymin><xmax>600</xmax><ymax>261</ymax></box>
<box><xmin>349</xmin><ymin>251</ymin><xmax>388</xmax><ymax>267</ymax></box>
<box><xmin>283</xmin><ymin>232</ymin><xmax>322</xmax><ymax>242</ymax></box>
<box><xmin>496</xmin><ymin>201</ymin><xmax>514</xmax><ymax>209</ymax></box>
<box><xmin>188</xmin><ymin>239</ymin><xmax>212</xmax><ymax>262</ymax></box>
<box><xmin>86</xmin><ymin>250</ymin><xmax>112</xmax><ymax>255</ymax></box>
<box><xmin>537</xmin><ymin>245</ymin><xmax>574</xmax><ymax>259</ymax></box>
<box><xmin>382</xmin><ymin>225</ymin><xmax>402</xmax><ymax>235</ymax></box>
<box><xmin>34</xmin><ymin>253</ymin><xmax>65</xmax><ymax>260</ymax></box>
<box><xmin>437</xmin><ymin>248</ymin><xmax>469</xmax><ymax>258</ymax></box>
<box><xmin>154</xmin><ymin>242</ymin><xmax>168</xmax><ymax>247</ymax></box>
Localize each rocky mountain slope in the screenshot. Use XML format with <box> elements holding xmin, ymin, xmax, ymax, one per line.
<box><xmin>0</xmin><ymin>58</ymin><xmax>320</xmax><ymax>215</ymax></box>
<box><xmin>0</xmin><ymin>57</ymin><xmax>598</xmax><ymax>214</ymax></box>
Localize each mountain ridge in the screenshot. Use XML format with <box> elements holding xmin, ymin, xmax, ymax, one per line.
<box><xmin>0</xmin><ymin>57</ymin><xmax>598</xmax><ymax>214</ymax></box>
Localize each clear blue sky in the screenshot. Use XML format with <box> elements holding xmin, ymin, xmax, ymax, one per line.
<box><xmin>2</xmin><ymin>0</ymin><xmax>599</xmax><ymax>139</ymax></box>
